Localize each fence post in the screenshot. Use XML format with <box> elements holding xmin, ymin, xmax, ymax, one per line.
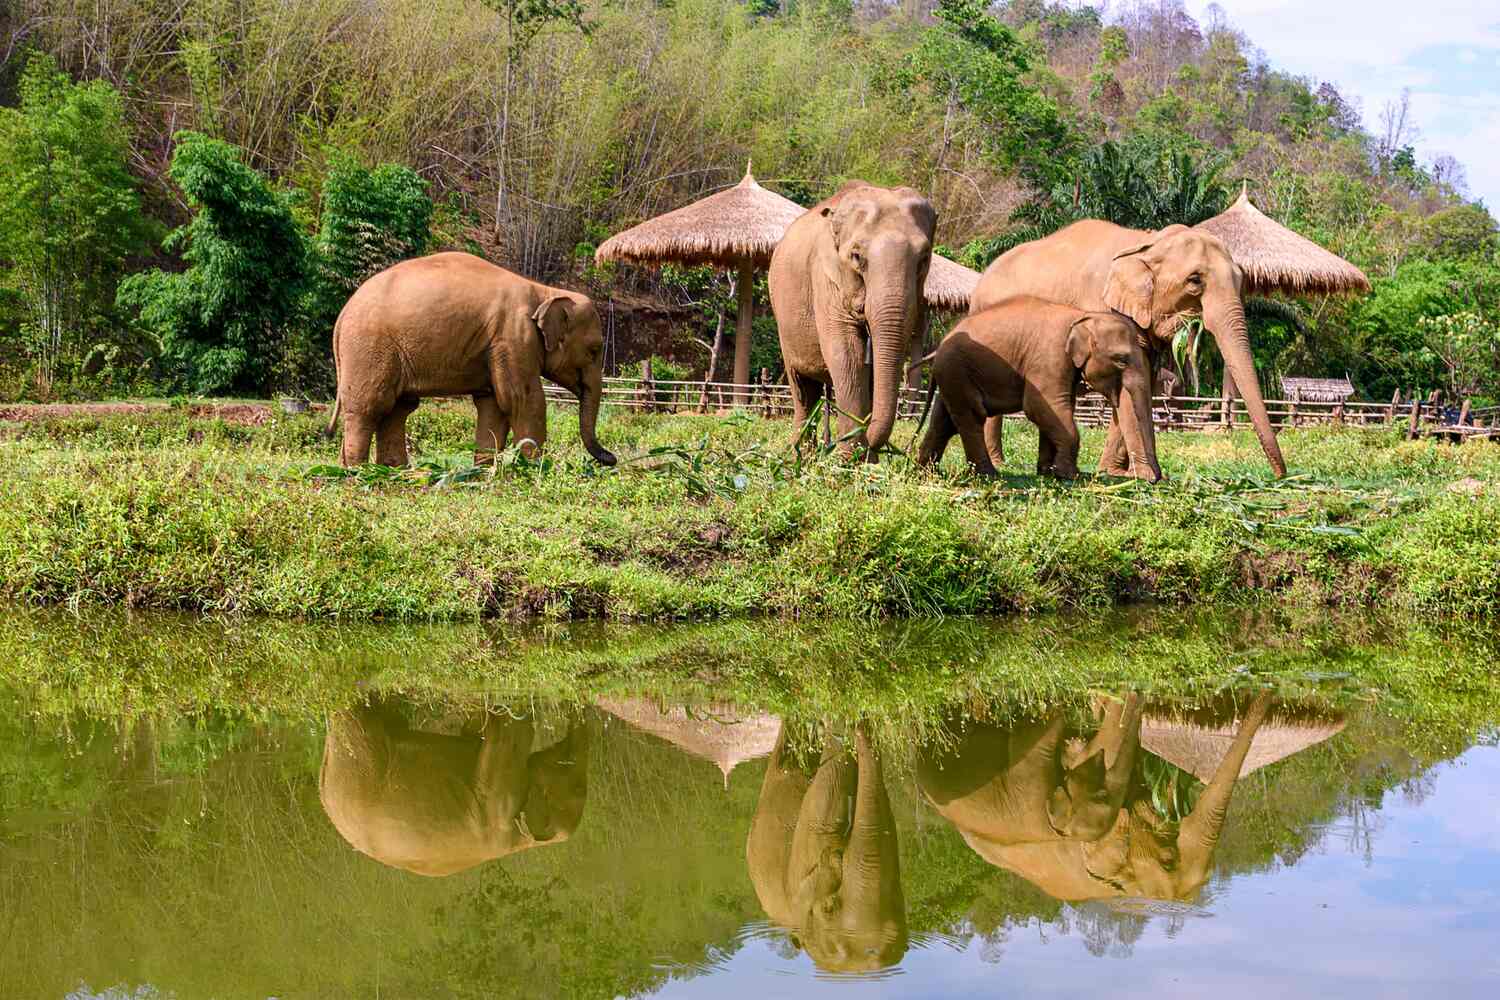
<box><xmin>760</xmin><ymin>368</ymin><xmax>773</xmax><ymax>419</ymax></box>
<box><xmin>1387</xmin><ymin>389</ymin><xmax>1400</xmax><ymax>424</ymax></box>
<box><xmin>1289</xmin><ymin>388</ymin><xmax>1301</xmax><ymax>428</ymax></box>
<box><xmin>1407</xmin><ymin>398</ymin><xmax>1421</xmax><ymax>440</ymax></box>
<box><xmin>640</xmin><ymin>358</ymin><xmax>656</xmax><ymax>413</ymax></box>
<box><xmin>1332</xmin><ymin>400</ymin><xmax>1345</xmax><ymax>426</ymax></box>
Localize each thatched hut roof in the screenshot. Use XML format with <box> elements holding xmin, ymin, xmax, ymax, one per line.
<box><xmin>1140</xmin><ymin>709</ymin><xmax>1346</xmax><ymax>782</ymax></box>
<box><xmin>598</xmin><ymin>697</ymin><xmax>780</xmax><ymax>787</ymax></box>
<box><xmin>1196</xmin><ymin>186</ymin><xmax>1371</xmax><ymax>297</ymax></box>
<box><xmin>1281</xmin><ymin>375</ymin><xmax>1356</xmax><ymax>402</ymax></box>
<box><xmin>926</xmin><ymin>252</ymin><xmax>982</xmax><ymax>312</ymax></box>
<box><xmin>595</xmin><ymin>167</ymin><xmax>805</xmax><ymax>269</ymax></box>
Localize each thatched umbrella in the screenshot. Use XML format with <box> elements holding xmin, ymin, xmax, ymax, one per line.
<box><xmin>598</xmin><ymin>697</ymin><xmax>780</xmax><ymax>789</ymax></box>
<box><xmin>1197</xmin><ymin>185</ymin><xmax>1371</xmax><ymax>297</ymax></box>
<box><xmin>598</xmin><ymin>167</ymin><xmax>982</xmax><ymax>402</ymax></box>
<box><xmin>1140</xmin><ymin>706</ymin><xmax>1346</xmax><ymax>781</ymax></box>
<box><xmin>596</xmin><ymin>165</ymin><xmax>805</xmax><ymax>404</ymax></box>
<box><xmin>1195</xmin><ymin>185</ymin><xmax>1371</xmax><ymax>414</ymax></box>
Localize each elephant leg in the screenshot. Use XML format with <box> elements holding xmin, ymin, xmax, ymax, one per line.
<box><xmin>1027</xmin><ymin>395</ymin><xmax>1080</xmax><ymax>479</ymax></box>
<box><xmin>951</xmin><ymin>400</ymin><xmax>998</xmax><ymax>477</ymax></box>
<box><xmin>788</xmin><ymin>370</ymin><xmax>825</xmax><ymax>443</ymax></box>
<box><xmin>507</xmin><ymin>379</ymin><xmax>548</xmax><ymax>460</ymax></box>
<box><xmin>825</xmin><ymin>339</ymin><xmax>873</xmax><ymax>459</ymax></box>
<box><xmin>983</xmin><ymin>415</ymin><xmax>1005</xmax><ymax>468</ymax></box>
<box><xmin>916</xmin><ymin>395</ymin><xmax>957</xmax><ymax>467</ymax></box>
<box><xmin>474</xmin><ymin>393</ymin><xmax>510</xmax><ymax>462</ymax></box>
<box><xmin>1098</xmin><ymin>421</ymin><xmax>1132</xmax><ymax>477</ymax></box>
<box><xmin>341</xmin><ymin>409</ymin><xmax>378</xmax><ymax>467</ymax></box>
<box><xmin>375</xmin><ymin>396</ymin><xmax>419</xmax><ymax>466</ymax></box>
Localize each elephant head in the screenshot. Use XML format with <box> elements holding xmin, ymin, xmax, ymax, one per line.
<box><xmin>318</xmin><ymin>701</ymin><xmax>588</xmax><ymax>876</ymax></box>
<box><xmin>533</xmin><ymin>292</ymin><xmax>616</xmax><ymax>466</ymax></box>
<box><xmin>954</xmin><ymin>692</ymin><xmax>1274</xmax><ymax>903</ymax></box>
<box><xmin>819</xmin><ymin>183</ymin><xmax>936</xmax><ymax>455</ymax></box>
<box><xmin>1067</xmin><ymin>312</ymin><xmax>1162</xmax><ymax>481</ymax></box>
<box><xmin>748</xmin><ymin>722</ymin><xmax>907</xmax><ymax>973</ymax></box>
<box><xmin>1103</xmin><ymin>225</ymin><xmax>1285</xmax><ymax>477</ymax></box>
<box><xmin>918</xmin><ymin>696</ymin><xmax>1143</xmax><ymax>847</ymax></box>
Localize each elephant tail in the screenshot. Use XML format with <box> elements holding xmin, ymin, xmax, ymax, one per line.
<box><xmin>324</xmin><ymin>394</ymin><xmax>341</xmax><ymax>438</ymax></box>
<box><xmin>910</xmin><ymin>352</ymin><xmax>940</xmax><ymax>442</ymax></box>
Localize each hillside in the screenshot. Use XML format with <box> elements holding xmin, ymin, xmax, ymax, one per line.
<box><xmin>0</xmin><ymin>0</ymin><xmax>1496</xmax><ymax>403</ymax></box>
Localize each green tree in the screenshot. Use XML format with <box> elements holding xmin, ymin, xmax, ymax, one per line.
<box><xmin>896</xmin><ymin>0</ymin><xmax>1078</xmax><ymax>189</ymax></box>
<box><xmin>297</xmin><ymin>155</ymin><xmax>434</xmax><ymax>392</ymax></box>
<box><xmin>118</xmin><ymin>133</ymin><xmax>308</xmax><ymax>396</ymax></box>
<box><xmin>0</xmin><ymin>54</ymin><xmax>150</xmax><ymax>397</ymax></box>
<box><xmin>1418</xmin><ymin>205</ymin><xmax>1499</xmax><ymax>263</ymax></box>
<box><xmin>1417</xmin><ymin>311</ymin><xmax>1500</xmax><ymax>403</ymax></box>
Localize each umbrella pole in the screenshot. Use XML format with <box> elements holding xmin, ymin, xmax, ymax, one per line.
<box><xmin>732</xmin><ymin>261</ymin><xmax>754</xmax><ymax>407</ymax></box>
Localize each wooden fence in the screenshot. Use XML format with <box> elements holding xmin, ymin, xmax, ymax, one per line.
<box><xmin>542</xmin><ymin>373</ymin><xmax>1500</xmax><ymax>440</ymax></box>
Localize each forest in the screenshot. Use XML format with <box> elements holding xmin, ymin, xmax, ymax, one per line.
<box><xmin>0</xmin><ymin>0</ymin><xmax>1497</xmax><ymax>405</ymax></box>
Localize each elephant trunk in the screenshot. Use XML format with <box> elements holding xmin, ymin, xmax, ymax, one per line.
<box><xmin>576</xmin><ymin>372</ymin><xmax>616</xmax><ymax>466</ymax></box>
<box><xmin>864</xmin><ymin>290</ymin><xmax>918</xmax><ymax>456</ymax></box>
<box><xmin>1206</xmin><ymin>292</ymin><xmax>1286</xmax><ymax>478</ymax></box>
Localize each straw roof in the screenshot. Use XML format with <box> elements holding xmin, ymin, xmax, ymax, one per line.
<box><xmin>1281</xmin><ymin>375</ymin><xmax>1356</xmax><ymax>402</ymax></box>
<box><xmin>595</xmin><ymin>167</ymin><xmax>806</xmax><ymax>268</ymax></box>
<box><xmin>926</xmin><ymin>252</ymin><xmax>981</xmax><ymax>312</ymax></box>
<box><xmin>1140</xmin><ymin>710</ymin><xmax>1346</xmax><ymax>782</ymax></box>
<box><xmin>598</xmin><ymin>697</ymin><xmax>781</xmax><ymax>787</ymax></box>
<box><xmin>1196</xmin><ymin>186</ymin><xmax>1371</xmax><ymax>296</ymax></box>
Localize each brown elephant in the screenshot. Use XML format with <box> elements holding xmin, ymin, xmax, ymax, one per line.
<box><xmin>327</xmin><ymin>251</ymin><xmax>616</xmax><ymax>468</ymax></box>
<box><xmin>915</xmin><ymin>297</ymin><xmax>1161</xmax><ymax>480</ymax></box>
<box><xmin>973</xmin><ymin>221</ymin><xmax>1286</xmax><ymax>478</ymax></box>
<box><xmin>970</xmin><ymin>692</ymin><xmax>1274</xmax><ymax>902</ymax></box>
<box><xmin>917</xmin><ymin>695</ymin><xmax>1144</xmax><ymax>853</ymax></box>
<box><xmin>769</xmin><ymin>181</ymin><xmax>935</xmax><ymax>459</ymax></box>
<box><xmin>746</xmin><ymin>722</ymin><xmax>907</xmax><ymax>973</ymax></box>
<box><xmin>318</xmin><ymin>701</ymin><xmax>588</xmax><ymax>876</ymax></box>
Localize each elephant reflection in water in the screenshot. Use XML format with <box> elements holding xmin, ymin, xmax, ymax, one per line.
<box><xmin>319</xmin><ymin>701</ymin><xmax>588</xmax><ymax>876</ymax></box>
<box><xmin>746</xmin><ymin>722</ymin><xmax>907</xmax><ymax>973</ymax></box>
<box><xmin>919</xmin><ymin>691</ymin><xmax>1274</xmax><ymax>902</ymax></box>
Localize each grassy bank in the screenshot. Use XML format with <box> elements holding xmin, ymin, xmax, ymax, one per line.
<box><xmin>2</xmin><ymin>401</ymin><xmax>1498</xmax><ymax>620</ymax></box>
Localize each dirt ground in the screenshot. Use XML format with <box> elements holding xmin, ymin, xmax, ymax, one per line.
<box><xmin>0</xmin><ymin>401</ymin><xmax>325</xmax><ymax>426</ymax></box>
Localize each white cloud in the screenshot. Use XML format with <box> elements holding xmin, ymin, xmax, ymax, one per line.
<box><xmin>1188</xmin><ymin>2</ymin><xmax>1500</xmax><ymax>207</ymax></box>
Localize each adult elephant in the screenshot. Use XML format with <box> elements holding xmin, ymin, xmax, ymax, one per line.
<box><xmin>747</xmin><ymin>721</ymin><xmax>907</xmax><ymax>973</ymax></box>
<box><xmin>769</xmin><ymin>181</ymin><xmax>935</xmax><ymax>459</ymax></box>
<box><xmin>973</xmin><ymin>221</ymin><xmax>1286</xmax><ymax>478</ymax></box>
<box><xmin>955</xmin><ymin>692</ymin><xmax>1273</xmax><ymax>902</ymax></box>
<box><xmin>916</xmin><ymin>694</ymin><xmax>1143</xmax><ymax>849</ymax></box>
<box><xmin>318</xmin><ymin>700</ymin><xmax>588</xmax><ymax>876</ymax></box>
<box><xmin>328</xmin><ymin>251</ymin><xmax>617</xmax><ymax>468</ymax></box>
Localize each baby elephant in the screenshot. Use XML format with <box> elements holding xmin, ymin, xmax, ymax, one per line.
<box><xmin>917</xmin><ymin>297</ymin><xmax>1161</xmax><ymax>480</ymax></box>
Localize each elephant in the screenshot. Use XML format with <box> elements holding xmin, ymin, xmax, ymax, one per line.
<box><xmin>915</xmin><ymin>296</ymin><xmax>1162</xmax><ymax>480</ymax></box>
<box><xmin>769</xmin><ymin>181</ymin><xmax>935</xmax><ymax>459</ymax></box>
<box><xmin>917</xmin><ymin>695</ymin><xmax>1144</xmax><ymax>853</ymax></box>
<box><xmin>965</xmin><ymin>692</ymin><xmax>1274</xmax><ymax>902</ymax></box>
<box><xmin>318</xmin><ymin>700</ymin><xmax>588</xmax><ymax>876</ymax></box>
<box><xmin>327</xmin><ymin>251</ymin><xmax>617</xmax><ymax>468</ymax></box>
<box><xmin>972</xmin><ymin>220</ymin><xmax>1286</xmax><ymax>478</ymax></box>
<box><xmin>746</xmin><ymin>722</ymin><xmax>907</xmax><ymax>973</ymax></box>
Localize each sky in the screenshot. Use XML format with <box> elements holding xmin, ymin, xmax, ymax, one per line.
<box><xmin>1187</xmin><ymin>1</ymin><xmax>1500</xmax><ymax>210</ymax></box>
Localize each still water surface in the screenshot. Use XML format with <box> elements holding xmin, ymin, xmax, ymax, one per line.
<box><xmin>1</xmin><ymin>612</ymin><xmax>1497</xmax><ymax>999</ymax></box>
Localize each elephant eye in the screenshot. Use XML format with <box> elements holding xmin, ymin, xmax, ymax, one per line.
<box><xmin>849</xmin><ymin>248</ymin><xmax>865</xmax><ymax>271</ymax></box>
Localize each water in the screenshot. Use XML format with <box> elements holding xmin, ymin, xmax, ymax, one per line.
<box><xmin>1</xmin><ymin>609</ymin><xmax>1497</xmax><ymax>999</ymax></box>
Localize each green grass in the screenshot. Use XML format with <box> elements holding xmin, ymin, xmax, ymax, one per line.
<box><xmin>2</xmin><ymin>400</ymin><xmax>1498</xmax><ymax>621</ymax></box>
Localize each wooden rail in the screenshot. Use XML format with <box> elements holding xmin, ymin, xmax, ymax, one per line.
<box><xmin>536</xmin><ymin>376</ymin><xmax>1498</xmax><ymax>442</ymax></box>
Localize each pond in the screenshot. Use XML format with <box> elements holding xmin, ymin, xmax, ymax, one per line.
<box><xmin>1</xmin><ymin>608</ymin><xmax>1498</xmax><ymax>999</ymax></box>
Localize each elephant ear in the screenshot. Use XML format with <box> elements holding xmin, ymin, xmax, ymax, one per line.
<box><xmin>1104</xmin><ymin>245</ymin><xmax>1156</xmax><ymax>331</ymax></box>
<box><xmin>1065</xmin><ymin>317</ymin><xmax>1094</xmax><ymax>371</ymax></box>
<box><xmin>532</xmin><ymin>294</ymin><xmax>572</xmax><ymax>354</ymax></box>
